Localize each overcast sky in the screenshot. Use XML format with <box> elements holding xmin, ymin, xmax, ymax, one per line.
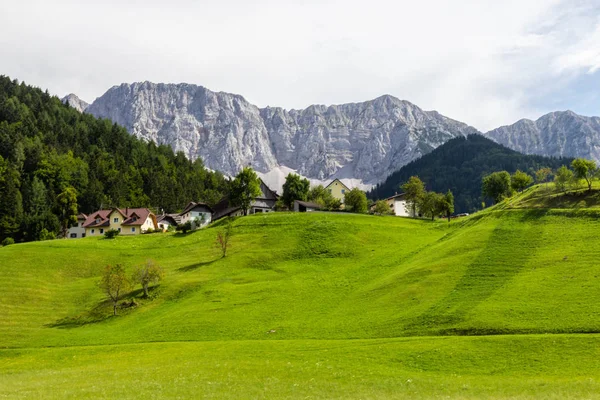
<box><xmin>1</xmin><ymin>0</ymin><xmax>599</xmax><ymax>131</ymax></box>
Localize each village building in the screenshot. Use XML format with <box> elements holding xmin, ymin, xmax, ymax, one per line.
<box><xmin>178</xmin><ymin>202</ymin><xmax>213</xmax><ymax>228</ymax></box>
<box><xmin>325</xmin><ymin>179</ymin><xmax>350</xmax><ymax>204</ymax></box>
<box><xmin>293</xmin><ymin>200</ymin><xmax>323</xmax><ymax>212</ymax></box>
<box><xmin>157</xmin><ymin>214</ymin><xmax>180</xmax><ymax>231</ymax></box>
<box><xmin>82</xmin><ymin>208</ymin><xmax>158</xmax><ymax>237</ymax></box>
<box><xmin>213</xmin><ymin>179</ymin><xmax>279</xmax><ymax>220</ymax></box>
<box><xmin>67</xmin><ymin>213</ymin><xmax>88</xmax><ymax>239</ymax></box>
<box><xmin>381</xmin><ymin>193</ymin><xmax>416</xmax><ymax>217</ymax></box>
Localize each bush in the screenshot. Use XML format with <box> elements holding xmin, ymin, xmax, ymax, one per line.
<box><xmin>104</xmin><ymin>229</ymin><xmax>120</xmax><ymax>239</ymax></box>
<box><xmin>39</xmin><ymin>228</ymin><xmax>56</xmax><ymax>241</ymax></box>
<box><xmin>2</xmin><ymin>237</ymin><xmax>15</xmax><ymax>246</ymax></box>
<box><xmin>176</xmin><ymin>221</ymin><xmax>193</xmax><ymax>234</ymax></box>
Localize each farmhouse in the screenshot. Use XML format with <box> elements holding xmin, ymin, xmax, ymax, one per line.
<box><xmin>157</xmin><ymin>214</ymin><xmax>180</xmax><ymax>231</ymax></box>
<box><xmin>325</xmin><ymin>179</ymin><xmax>350</xmax><ymax>204</ymax></box>
<box><xmin>382</xmin><ymin>193</ymin><xmax>415</xmax><ymax>217</ymax></box>
<box><xmin>179</xmin><ymin>202</ymin><xmax>213</xmax><ymax>228</ymax></box>
<box><xmin>83</xmin><ymin>208</ymin><xmax>158</xmax><ymax>237</ymax></box>
<box><xmin>67</xmin><ymin>213</ymin><xmax>88</xmax><ymax>239</ymax></box>
<box><xmin>294</xmin><ymin>200</ymin><xmax>322</xmax><ymax>212</ymax></box>
<box><xmin>213</xmin><ymin>179</ymin><xmax>279</xmax><ymax>220</ymax></box>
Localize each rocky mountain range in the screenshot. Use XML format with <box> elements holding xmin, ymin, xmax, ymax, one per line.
<box><xmin>486</xmin><ymin>111</ymin><xmax>600</xmax><ymax>161</ymax></box>
<box><xmin>62</xmin><ymin>83</ymin><xmax>600</xmax><ymax>188</ymax></box>
<box><xmin>65</xmin><ymin>82</ymin><xmax>478</xmax><ymax>185</ymax></box>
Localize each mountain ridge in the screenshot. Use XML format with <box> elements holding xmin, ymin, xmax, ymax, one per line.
<box><xmin>83</xmin><ymin>81</ymin><xmax>479</xmax><ymax>184</ymax></box>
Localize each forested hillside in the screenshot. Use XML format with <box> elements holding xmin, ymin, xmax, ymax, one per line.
<box><xmin>0</xmin><ymin>76</ymin><xmax>228</xmax><ymax>243</ymax></box>
<box><xmin>368</xmin><ymin>135</ymin><xmax>571</xmax><ymax>212</ymax></box>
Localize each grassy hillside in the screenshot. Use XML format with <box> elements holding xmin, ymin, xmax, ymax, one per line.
<box><xmin>2</xmin><ymin>210</ymin><xmax>600</xmax><ymax>398</ymax></box>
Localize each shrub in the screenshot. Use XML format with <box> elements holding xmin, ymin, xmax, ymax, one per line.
<box><xmin>104</xmin><ymin>229</ymin><xmax>120</xmax><ymax>239</ymax></box>
<box><xmin>39</xmin><ymin>228</ymin><xmax>56</xmax><ymax>241</ymax></box>
<box><xmin>2</xmin><ymin>237</ymin><xmax>15</xmax><ymax>246</ymax></box>
<box><xmin>176</xmin><ymin>221</ymin><xmax>193</xmax><ymax>234</ymax></box>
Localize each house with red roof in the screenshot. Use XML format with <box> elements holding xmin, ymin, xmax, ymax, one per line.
<box><xmin>82</xmin><ymin>208</ymin><xmax>158</xmax><ymax>237</ymax></box>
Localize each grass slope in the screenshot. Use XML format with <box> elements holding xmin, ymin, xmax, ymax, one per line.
<box><xmin>2</xmin><ymin>209</ymin><xmax>600</xmax><ymax>398</ymax></box>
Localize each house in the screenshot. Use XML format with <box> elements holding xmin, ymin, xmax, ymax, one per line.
<box><xmin>178</xmin><ymin>202</ymin><xmax>213</xmax><ymax>228</ymax></box>
<box><xmin>325</xmin><ymin>179</ymin><xmax>351</xmax><ymax>204</ymax></box>
<box><xmin>213</xmin><ymin>179</ymin><xmax>279</xmax><ymax>220</ymax></box>
<box><xmin>67</xmin><ymin>213</ymin><xmax>88</xmax><ymax>239</ymax></box>
<box><xmin>381</xmin><ymin>193</ymin><xmax>416</xmax><ymax>217</ymax></box>
<box><xmin>83</xmin><ymin>208</ymin><xmax>158</xmax><ymax>237</ymax></box>
<box><xmin>157</xmin><ymin>214</ymin><xmax>180</xmax><ymax>231</ymax></box>
<box><xmin>293</xmin><ymin>200</ymin><xmax>322</xmax><ymax>212</ymax></box>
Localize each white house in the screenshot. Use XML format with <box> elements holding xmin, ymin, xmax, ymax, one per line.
<box><xmin>67</xmin><ymin>213</ymin><xmax>88</xmax><ymax>238</ymax></box>
<box><xmin>383</xmin><ymin>193</ymin><xmax>416</xmax><ymax>217</ymax></box>
<box><xmin>179</xmin><ymin>202</ymin><xmax>213</xmax><ymax>228</ymax></box>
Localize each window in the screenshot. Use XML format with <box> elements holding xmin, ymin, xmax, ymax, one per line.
<box><xmin>131</xmin><ymin>227</ymin><xmax>136</xmax><ymax>232</ymax></box>
<box><xmin>100</xmin><ymin>229</ymin><xmax>104</xmax><ymax>234</ymax></box>
<box><xmin>113</xmin><ymin>217</ymin><xmax>119</xmax><ymax>223</ymax></box>
<box><xmin>70</xmin><ymin>233</ymin><xmax>77</xmax><ymax>238</ymax></box>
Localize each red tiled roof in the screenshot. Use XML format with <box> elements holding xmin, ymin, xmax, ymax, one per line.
<box><xmin>82</xmin><ymin>208</ymin><xmax>154</xmax><ymax>228</ymax></box>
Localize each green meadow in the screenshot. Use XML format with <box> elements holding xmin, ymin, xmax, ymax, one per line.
<box><xmin>3</xmin><ymin>186</ymin><xmax>600</xmax><ymax>398</ymax></box>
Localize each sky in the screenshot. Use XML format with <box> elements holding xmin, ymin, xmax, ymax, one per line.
<box><xmin>0</xmin><ymin>0</ymin><xmax>599</xmax><ymax>131</ymax></box>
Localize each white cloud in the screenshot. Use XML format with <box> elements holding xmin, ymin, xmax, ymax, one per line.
<box><xmin>0</xmin><ymin>0</ymin><xmax>598</xmax><ymax>131</ymax></box>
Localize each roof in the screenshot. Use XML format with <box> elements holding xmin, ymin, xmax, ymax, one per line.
<box><xmin>383</xmin><ymin>193</ymin><xmax>407</xmax><ymax>201</ymax></box>
<box><xmin>325</xmin><ymin>178</ymin><xmax>351</xmax><ymax>191</ymax></box>
<box><xmin>157</xmin><ymin>214</ymin><xmax>179</xmax><ymax>225</ymax></box>
<box><xmin>294</xmin><ymin>200</ymin><xmax>323</xmax><ymax>209</ymax></box>
<box><xmin>179</xmin><ymin>201</ymin><xmax>214</xmax><ymax>216</ymax></box>
<box><xmin>82</xmin><ymin>208</ymin><xmax>155</xmax><ymax>228</ymax></box>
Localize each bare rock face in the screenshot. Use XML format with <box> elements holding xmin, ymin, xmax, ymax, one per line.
<box><xmin>85</xmin><ymin>82</ymin><xmax>479</xmax><ymax>183</ymax></box>
<box><xmin>61</xmin><ymin>94</ymin><xmax>89</xmax><ymax>113</ymax></box>
<box><xmin>486</xmin><ymin>111</ymin><xmax>600</xmax><ymax>161</ymax></box>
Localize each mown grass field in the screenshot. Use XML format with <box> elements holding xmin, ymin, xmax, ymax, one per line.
<box><xmin>2</xmin><ymin>192</ymin><xmax>600</xmax><ymax>398</ymax></box>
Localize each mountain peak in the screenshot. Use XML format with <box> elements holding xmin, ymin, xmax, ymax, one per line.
<box><xmin>61</xmin><ymin>94</ymin><xmax>89</xmax><ymax>113</ymax></box>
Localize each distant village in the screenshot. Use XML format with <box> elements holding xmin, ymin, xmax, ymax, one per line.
<box><xmin>67</xmin><ymin>178</ymin><xmax>414</xmax><ymax>239</ymax></box>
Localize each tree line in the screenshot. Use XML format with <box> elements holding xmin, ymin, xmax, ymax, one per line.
<box><xmin>482</xmin><ymin>158</ymin><xmax>600</xmax><ymax>204</ymax></box>
<box><xmin>0</xmin><ymin>76</ymin><xmax>229</xmax><ymax>243</ymax></box>
<box><xmin>368</xmin><ymin>135</ymin><xmax>571</xmax><ymax>213</ymax></box>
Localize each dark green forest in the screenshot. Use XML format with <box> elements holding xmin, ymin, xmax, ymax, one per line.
<box><xmin>0</xmin><ymin>76</ymin><xmax>228</xmax><ymax>242</ymax></box>
<box><xmin>368</xmin><ymin>135</ymin><xmax>572</xmax><ymax>213</ymax></box>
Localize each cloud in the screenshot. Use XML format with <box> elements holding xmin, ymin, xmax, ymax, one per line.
<box><xmin>0</xmin><ymin>0</ymin><xmax>598</xmax><ymax>131</ymax></box>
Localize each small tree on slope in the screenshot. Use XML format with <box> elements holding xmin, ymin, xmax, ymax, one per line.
<box><xmin>99</xmin><ymin>264</ymin><xmax>131</xmax><ymax>316</ymax></box>
<box><xmin>132</xmin><ymin>260</ymin><xmax>164</xmax><ymax>298</ymax></box>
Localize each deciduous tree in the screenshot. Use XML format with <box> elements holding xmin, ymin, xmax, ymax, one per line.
<box><xmin>511</xmin><ymin>170</ymin><xmax>533</xmax><ymax>192</ymax></box>
<box><xmin>554</xmin><ymin>165</ymin><xmax>574</xmax><ymax>193</ymax></box>
<box><xmin>571</xmin><ymin>158</ymin><xmax>597</xmax><ymax>191</ymax></box>
<box><xmin>99</xmin><ymin>264</ymin><xmax>131</xmax><ymax>316</ymax></box>
<box><xmin>282</xmin><ymin>174</ymin><xmax>310</xmax><ymax>209</ymax></box>
<box><xmin>229</xmin><ymin>167</ymin><xmax>261</xmax><ymax>216</ymax></box>
<box><xmin>215</xmin><ymin>220</ymin><xmax>233</xmax><ymax>258</ymax></box>
<box><xmin>344</xmin><ymin>188</ymin><xmax>368</xmax><ymax>213</ymax></box>
<box><xmin>132</xmin><ymin>260</ymin><xmax>164</xmax><ymax>297</ymax></box>
<box><xmin>482</xmin><ymin>171</ymin><xmax>512</xmax><ymax>203</ymax></box>
<box><xmin>401</xmin><ymin>176</ymin><xmax>425</xmax><ymax>217</ymax></box>
<box><xmin>373</xmin><ymin>200</ymin><xmax>391</xmax><ymax>215</ymax></box>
